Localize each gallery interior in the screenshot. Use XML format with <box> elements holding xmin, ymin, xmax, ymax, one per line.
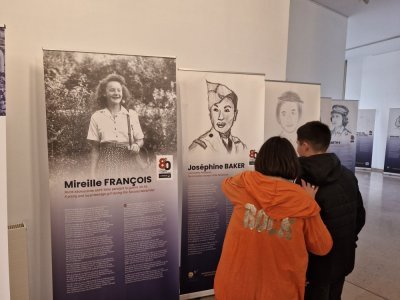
<box><xmin>1</xmin><ymin>0</ymin><xmax>400</xmax><ymax>299</ymax></box>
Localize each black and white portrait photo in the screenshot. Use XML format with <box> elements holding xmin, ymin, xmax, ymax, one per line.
<box><xmin>189</xmin><ymin>81</ymin><xmax>246</xmax><ymax>155</ymax></box>
<box><xmin>86</xmin><ymin>73</ymin><xmax>145</xmax><ymax>177</ymax></box>
<box><xmin>0</xmin><ymin>27</ymin><xmax>5</xmax><ymax>116</ymax></box>
<box><xmin>43</xmin><ymin>50</ymin><xmax>176</xmax><ymax>178</ymax></box>
<box><xmin>265</xmin><ymin>81</ymin><xmax>321</xmax><ymax>148</ymax></box>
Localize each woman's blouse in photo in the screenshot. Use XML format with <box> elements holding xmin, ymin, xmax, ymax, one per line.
<box><xmin>87</xmin><ymin>107</ymin><xmax>144</xmax><ymax>144</ymax></box>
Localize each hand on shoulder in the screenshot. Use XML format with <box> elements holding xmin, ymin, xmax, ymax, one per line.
<box><xmin>301</xmin><ymin>179</ymin><xmax>319</xmax><ymax>199</ymax></box>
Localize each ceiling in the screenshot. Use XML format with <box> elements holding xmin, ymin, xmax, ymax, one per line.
<box><xmin>310</xmin><ymin>0</ymin><xmax>370</xmax><ymax>17</ymax></box>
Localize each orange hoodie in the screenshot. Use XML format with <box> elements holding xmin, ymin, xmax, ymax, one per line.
<box><xmin>214</xmin><ymin>171</ymin><xmax>332</xmax><ymax>300</ymax></box>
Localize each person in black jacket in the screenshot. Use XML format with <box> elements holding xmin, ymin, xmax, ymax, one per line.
<box><xmin>296</xmin><ymin>121</ymin><xmax>366</xmax><ymax>300</ymax></box>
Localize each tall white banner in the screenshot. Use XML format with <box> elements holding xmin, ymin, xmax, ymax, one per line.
<box><xmin>356</xmin><ymin>109</ymin><xmax>376</xmax><ymax>168</ymax></box>
<box><xmin>179</xmin><ymin>70</ymin><xmax>265</xmax><ymax>297</ymax></box>
<box><xmin>321</xmin><ymin>99</ymin><xmax>359</xmax><ymax>172</ymax></box>
<box><xmin>384</xmin><ymin>108</ymin><xmax>400</xmax><ymax>174</ymax></box>
<box><xmin>0</xmin><ymin>25</ymin><xmax>10</xmax><ymax>300</ymax></box>
<box><xmin>43</xmin><ymin>50</ymin><xmax>179</xmax><ymax>300</ymax></box>
<box><xmin>265</xmin><ymin>81</ymin><xmax>321</xmax><ymax>149</ymax></box>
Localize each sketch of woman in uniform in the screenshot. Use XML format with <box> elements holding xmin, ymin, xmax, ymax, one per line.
<box><xmin>276</xmin><ymin>91</ymin><xmax>303</xmax><ymax>146</ymax></box>
<box><xmin>330</xmin><ymin>104</ymin><xmax>352</xmax><ymax>142</ymax></box>
<box><xmin>395</xmin><ymin>115</ymin><xmax>400</xmax><ymax>129</ymax></box>
<box><xmin>189</xmin><ymin>81</ymin><xmax>246</xmax><ymax>155</ymax></box>
<box><xmin>87</xmin><ymin>74</ymin><xmax>144</xmax><ymax>177</ymax></box>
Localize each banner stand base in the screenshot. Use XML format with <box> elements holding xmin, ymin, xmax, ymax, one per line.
<box><xmin>383</xmin><ymin>172</ymin><xmax>400</xmax><ymax>178</ymax></box>
<box><xmin>180</xmin><ymin>289</ymin><xmax>214</xmax><ymax>300</ymax></box>
<box><xmin>355</xmin><ymin>167</ymin><xmax>372</xmax><ymax>171</ymax></box>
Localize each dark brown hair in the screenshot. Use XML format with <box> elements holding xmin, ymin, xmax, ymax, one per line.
<box><xmin>297</xmin><ymin>121</ymin><xmax>331</xmax><ymax>152</ymax></box>
<box><xmin>255</xmin><ymin>136</ymin><xmax>300</xmax><ymax>180</ymax></box>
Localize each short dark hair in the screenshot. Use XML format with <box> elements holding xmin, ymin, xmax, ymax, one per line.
<box><xmin>255</xmin><ymin>136</ymin><xmax>300</xmax><ymax>180</ymax></box>
<box><xmin>297</xmin><ymin>121</ymin><xmax>331</xmax><ymax>152</ymax></box>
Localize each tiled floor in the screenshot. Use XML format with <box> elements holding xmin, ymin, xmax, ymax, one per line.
<box><xmin>194</xmin><ymin>170</ymin><xmax>400</xmax><ymax>300</ymax></box>
<box><xmin>344</xmin><ymin>170</ymin><xmax>400</xmax><ymax>300</ymax></box>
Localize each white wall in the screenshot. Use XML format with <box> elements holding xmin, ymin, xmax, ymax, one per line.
<box><xmin>286</xmin><ymin>0</ymin><xmax>347</xmax><ymax>99</ymax></box>
<box><xmin>345</xmin><ymin>0</ymin><xmax>400</xmax><ymax>170</ymax></box>
<box><xmin>353</xmin><ymin>50</ymin><xmax>400</xmax><ymax>169</ymax></box>
<box><xmin>0</xmin><ymin>118</ymin><xmax>10</xmax><ymax>300</ymax></box>
<box><xmin>345</xmin><ymin>56</ymin><xmax>364</xmax><ymax>101</ymax></box>
<box><xmin>346</xmin><ymin>0</ymin><xmax>400</xmax><ymax>49</ymax></box>
<box><xmin>0</xmin><ymin>0</ymin><xmax>290</xmax><ymax>299</ymax></box>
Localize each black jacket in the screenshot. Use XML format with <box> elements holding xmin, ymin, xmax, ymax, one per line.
<box><xmin>298</xmin><ymin>153</ymin><xmax>366</xmax><ymax>284</ymax></box>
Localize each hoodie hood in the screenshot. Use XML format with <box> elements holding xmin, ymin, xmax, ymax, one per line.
<box><xmin>226</xmin><ymin>171</ymin><xmax>320</xmax><ymax>220</ymax></box>
<box><xmin>299</xmin><ymin>153</ymin><xmax>342</xmax><ymax>186</ymax></box>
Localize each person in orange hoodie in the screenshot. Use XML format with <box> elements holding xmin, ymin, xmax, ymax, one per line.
<box><xmin>214</xmin><ymin>136</ymin><xmax>332</xmax><ymax>300</ymax></box>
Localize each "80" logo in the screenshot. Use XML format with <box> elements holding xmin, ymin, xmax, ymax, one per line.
<box><xmin>159</xmin><ymin>158</ymin><xmax>171</xmax><ymax>170</ymax></box>
<box><xmin>249</xmin><ymin>150</ymin><xmax>257</xmax><ymax>159</ymax></box>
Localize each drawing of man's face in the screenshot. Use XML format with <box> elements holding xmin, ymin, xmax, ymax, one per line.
<box><xmin>278</xmin><ymin>101</ymin><xmax>300</xmax><ymax>133</ymax></box>
<box><xmin>209</xmin><ymin>98</ymin><xmax>237</xmax><ymax>134</ymax></box>
<box><xmin>331</xmin><ymin>112</ymin><xmax>343</xmax><ymax>128</ymax></box>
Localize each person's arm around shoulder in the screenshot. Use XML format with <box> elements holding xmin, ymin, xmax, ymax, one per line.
<box><xmin>304</xmin><ymin>213</ymin><xmax>333</xmax><ymax>256</ymax></box>
<box><xmin>356</xmin><ymin>190</ymin><xmax>366</xmax><ymax>234</ymax></box>
<box><xmin>300</xmin><ymin>180</ymin><xmax>332</xmax><ymax>255</ymax></box>
<box><xmin>221</xmin><ymin>172</ymin><xmax>246</xmax><ymax>206</ymax></box>
<box><xmin>355</xmin><ymin>178</ymin><xmax>366</xmax><ymax>241</ymax></box>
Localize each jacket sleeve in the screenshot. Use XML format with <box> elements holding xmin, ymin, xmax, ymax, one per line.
<box><xmin>221</xmin><ymin>175</ymin><xmax>245</xmax><ymax>206</ymax></box>
<box><xmin>355</xmin><ymin>189</ymin><xmax>366</xmax><ymax>237</ymax></box>
<box><xmin>303</xmin><ymin>214</ymin><xmax>333</xmax><ymax>256</ymax></box>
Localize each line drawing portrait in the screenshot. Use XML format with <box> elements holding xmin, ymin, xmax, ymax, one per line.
<box><xmin>395</xmin><ymin>115</ymin><xmax>400</xmax><ymax>129</ymax></box>
<box><xmin>189</xmin><ymin>80</ymin><xmax>246</xmax><ymax>154</ymax></box>
<box><xmin>276</xmin><ymin>91</ymin><xmax>303</xmax><ymax>145</ymax></box>
<box><xmin>87</xmin><ymin>74</ymin><xmax>145</xmax><ymax>177</ymax></box>
<box><xmin>330</xmin><ymin>104</ymin><xmax>352</xmax><ymax>141</ymax></box>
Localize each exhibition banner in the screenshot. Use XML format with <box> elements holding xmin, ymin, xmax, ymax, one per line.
<box><xmin>0</xmin><ymin>25</ymin><xmax>10</xmax><ymax>300</ymax></box>
<box><xmin>43</xmin><ymin>50</ymin><xmax>179</xmax><ymax>300</ymax></box>
<box><xmin>384</xmin><ymin>108</ymin><xmax>400</xmax><ymax>174</ymax></box>
<box><xmin>265</xmin><ymin>81</ymin><xmax>321</xmax><ymax>149</ymax></box>
<box><xmin>356</xmin><ymin>109</ymin><xmax>376</xmax><ymax>168</ymax></box>
<box><xmin>321</xmin><ymin>99</ymin><xmax>359</xmax><ymax>172</ymax></box>
<box><xmin>179</xmin><ymin>70</ymin><xmax>265</xmax><ymax>297</ymax></box>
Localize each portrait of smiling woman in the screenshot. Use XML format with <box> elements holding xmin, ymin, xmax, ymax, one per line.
<box><xmin>189</xmin><ymin>80</ymin><xmax>246</xmax><ymax>154</ymax></box>
<box><xmin>43</xmin><ymin>51</ymin><xmax>177</xmax><ymax>179</ymax></box>
<box><xmin>87</xmin><ymin>73</ymin><xmax>144</xmax><ymax>177</ymax></box>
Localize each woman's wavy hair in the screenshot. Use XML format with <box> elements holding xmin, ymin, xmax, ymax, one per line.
<box><xmin>93</xmin><ymin>74</ymin><xmax>131</xmax><ymax>110</ymax></box>
<box><xmin>255</xmin><ymin>136</ymin><xmax>300</xmax><ymax>180</ymax></box>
